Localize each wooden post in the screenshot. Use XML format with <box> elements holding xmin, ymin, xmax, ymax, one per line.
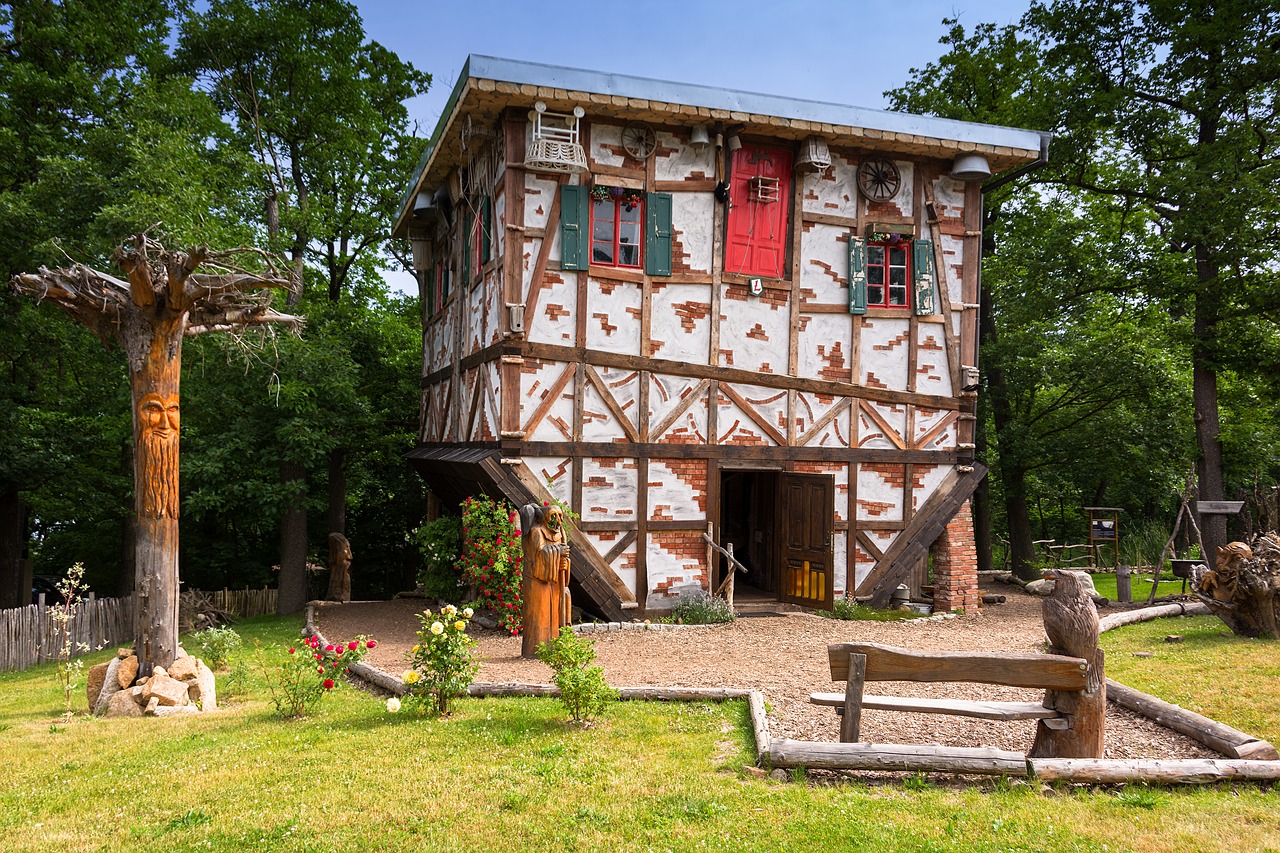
<box><xmin>840</xmin><ymin>652</ymin><xmax>866</xmax><ymax>743</ymax></box>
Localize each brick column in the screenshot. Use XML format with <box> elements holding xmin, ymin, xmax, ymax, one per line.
<box><xmin>931</xmin><ymin>499</ymin><xmax>980</xmax><ymax>613</ymax></box>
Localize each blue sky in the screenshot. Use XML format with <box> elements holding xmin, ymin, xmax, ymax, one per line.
<box><xmin>358</xmin><ymin>0</ymin><xmax>1032</xmax><ymax>290</ymax></box>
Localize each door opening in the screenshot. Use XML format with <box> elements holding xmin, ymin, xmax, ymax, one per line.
<box><xmin>717</xmin><ymin>470</ymin><xmax>776</xmax><ymax>599</ymax></box>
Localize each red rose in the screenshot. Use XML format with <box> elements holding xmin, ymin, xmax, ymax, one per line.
<box><xmin>366</xmin><ymin>640</ymin><xmax>377</xmax><ymax>649</ymax></box>
<box><xmin>288</xmin><ymin>648</ymin><xmax>295</xmax><ymax>654</ymax></box>
<box><xmin>314</xmin><ymin>653</ymin><xmax>323</xmax><ymax>661</ymax></box>
<box><xmin>317</xmin><ymin>666</ymin><xmax>325</xmax><ymax>674</ymax></box>
<box><xmin>323</xmin><ymin>679</ymin><xmax>335</xmax><ymax>690</ymax></box>
<box><xmin>347</xmin><ymin>641</ymin><xmax>358</xmax><ymax>651</ymax></box>
<box><xmin>324</xmin><ymin>644</ymin><xmax>335</xmax><ymax>652</ymax></box>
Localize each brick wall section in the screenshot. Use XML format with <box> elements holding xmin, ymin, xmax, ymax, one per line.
<box><xmin>931</xmin><ymin>499</ymin><xmax>980</xmax><ymax>613</ymax></box>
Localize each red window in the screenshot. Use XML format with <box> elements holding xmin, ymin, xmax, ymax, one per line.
<box><xmin>725</xmin><ymin>144</ymin><xmax>792</xmax><ymax>278</ymax></box>
<box><xmin>866</xmin><ymin>239</ymin><xmax>911</xmax><ymax>308</ymax></box>
<box><xmin>471</xmin><ymin>213</ymin><xmax>483</xmax><ymax>277</ymax></box>
<box><xmin>591</xmin><ymin>193</ymin><xmax>643</xmax><ymax>268</ymax></box>
<box><xmin>434</xmin><ymin>260</ymin><xmax>450</xmax><ymax>311</ymax></box>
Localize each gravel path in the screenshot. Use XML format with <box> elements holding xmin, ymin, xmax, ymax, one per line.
<box><xmin>317</xmin><ymin>589</ymin><xmax>1215</xmax><ymax>759</ymax></box>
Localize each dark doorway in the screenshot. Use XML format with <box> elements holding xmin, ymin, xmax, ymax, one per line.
<box><xmin>717</xmin><ymin>469</ymin><xmax>776</xmax><ymax>598</ymax></box>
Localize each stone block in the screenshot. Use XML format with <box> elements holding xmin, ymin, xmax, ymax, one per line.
<box><xmin>187</xmin><ymin>660</ymin><xmax>217</xmax><ymax>711</ymax></box>
<box><xmin>152</xmin><ymin>704</ymin><xmax>200</xmax><ymax>717</ymax></box>
<box><xmin>168</xmin><ymin>655</ymin><xmax>198</xmax><ymax>682</ymax></box>
<box><xmin>145</xmin><ymin>696</ymin><xmax>159</xmax><ymax>715</ymax></box>
<box><xmin>105</xmin><ymin>690</ymin><xmax>143</xmax><ymax>718</ymax></box>
<box><xmin>93</xmin><ymin>657</ymin><xmax>124</xmax><ymax>716</ymax></box>
<box><xmin>86</xmin><ymin>661</ymin><xmax>110</xmax><ymax>711</ymax></box>
<box><xmin>142</xmin><ymin>673</ymin><xmax>189</xmax><ymax>708</ymax></box>
<box><xmin>117</xmin><ymin>655</ymin><xmax>139</xmax><ymax>690</ymax></box>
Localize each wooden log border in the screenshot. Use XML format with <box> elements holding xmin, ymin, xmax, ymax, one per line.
<box><xmin>306</xmin><ymin>601</ymin><xmax>1278</xmax><ymax>784</ymax></box>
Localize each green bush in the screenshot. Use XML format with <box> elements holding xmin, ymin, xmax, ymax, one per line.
<box><xmin>536</xmin><ymin>627</ymin><xmax>617</xmax><ymax>723</ymax></box>
<box><xmin>194</xmin><ymin>625</ymin><xmax>242</xmax><ymax>670</ymax></box>
<box><xmin>823</xmin><ymin>598</ymin><xmax>927</xmax><ymax>622</ymax></box>
<box><xmin>413</xmin><ymin>515</ymin><xmax>465</xmax><ymax>601</ymax></box>
<box><xmin>666</xmin><ymin>591</ymin><xmax>735</xmax><ymax>624</ymax></box>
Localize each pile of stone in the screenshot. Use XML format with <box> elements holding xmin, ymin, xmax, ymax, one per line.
<box><xmin>86</xmin><ymin>649</ymin><xmax>217</xmax><ymax>717</ymax></box>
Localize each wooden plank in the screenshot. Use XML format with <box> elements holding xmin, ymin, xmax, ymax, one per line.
<box><xmin>811</xmin><ymin>692</ymin><xmax>1063</xmax><ymax>721</ymax></box>
<box><xmin>585</xmin><ymin>365</ymin><xmax>640</xmax><ymax>443</ymax></box>
<box><xmin>520</xmin><ymin>341</ymin><xmax>961</xmax><ymax>411</ymax></box>
<box><xmin>512</xmin><ymin>440</ymin><xmax>958</xmax><ymax>465</ymax></box>
<box><xmin>858</xmin><ymin>402</ymin><xmax>908</xmax><ymax>450</ymax></box>
<box><xmin>924</xmin><ymin>178</ymin><xmax>963</xmax><ymax>392</ymax></box>
<box><xmin>1194</xmin><ymin>501</ymin><xmax>1245</xmax><ymax>514</ymax></box>
<box><xmin>1106</xmin><ymin>678</ymin><xmax>1279</xmax><ymax>760</ymax></box>
<box><xmin>840</xmin><ymin>653</ymin><xmax>866</xmax><ymax>743</ymax></box>
<box><xmin>520</xmin><ymin>363</ymin><xmax>575</xmax><ymax>436</ymax></box>
<box><xmin>1030</xmin><ymin>758</ymin><xmax>1280</xmax><ymax>785</ymax></box>
<box><xmin>524</xmin><ymin>173</ymin><xmax>568</xmax><ymax>325</ymax></box>
<box><xmin>768</xmin><ymin>740</ymin><xmax>1028</xmax><ymax>775</ymax></box>
<box><xmin>717</xmin><ymin>383</ymin><xmax>788</xmax><ymax>446</ymax></box>
<box><xmin>601</xmin><ymin>529</ymin><xmax>638</xmax><ymax>565</ymax></box>
<box><xmin>637</xmin><ymin>456</ymin><xmax>649</xmax><ymax>612</ymax></box>
<box><xmin>650</xmin><ymin>378</ymin><xmax>710</xmax><ymax>442</ymax></box>
<box><xmin>797</xmin><ymin>398</ymin><xmax>851</xmax><ymax>447</ymax></box>
<box><xmin>827</xmin><ymin>642</ymin><xmax>1089</xmax><ymax>691</ymax></box>
<box><xmin>857</xmin><ymin>463</ymin><xmax>987</xmax><ymax>605</ymax></box>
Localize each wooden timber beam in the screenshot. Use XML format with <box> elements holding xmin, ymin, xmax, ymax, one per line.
<box><xmin>856</xmin><ymin>462</ymin><xmax>988</xmax><ymax>606</ymax></box>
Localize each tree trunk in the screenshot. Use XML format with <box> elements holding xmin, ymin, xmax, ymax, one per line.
<box><xmin>130</xmin><ymin>321</ymin><xmax>184</xmax><ymax>674</ymax></box>
<box><xmin>277</xmin><ymin>460</ymin><xmax>309</xmax><ymax>615</ymax></box>
<box><xmin>117</xmin><ymin>437</ymin><xmax>135</xmax><ymax>597</ymax></box>
<box><xmin>0</xmin><ymin>485</ymin><xmax>26</xmax><ymax>609</ymax></box>
<box><xmin>327</xmin><ymin>447</ymin><xmax>346</xmax><ymax>536</ymax></box>
<box><xmin>1193</xmin><ymin>275</ymin><xmax>1227</xmax><ymax>563</ymax></box>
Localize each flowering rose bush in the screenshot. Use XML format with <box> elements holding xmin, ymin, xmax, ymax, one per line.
<box><xmin>400</xmin><ymin>605</ymin><xmax>479</xmax><ymax>716</ymax></box>
<box><xmin>257</xmin><ymin>634</ymin><xmax>376</xmax><ymax>719</ymax></box>
<box><xmin>458</xmin><ymin>495</ymin><xmax>524</xmax><ymax>634</ymax></box>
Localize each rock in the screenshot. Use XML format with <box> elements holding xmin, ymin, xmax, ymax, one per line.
<box><xmin>152</xmin><ymin>665</ymin><xmax>168</xmax><ymax>679</ymax></box>
<box><xmin>86</xmin><ymin>661</ymin><xmax>110</xmax><ymax>710</ymax></box>
<box><xmin>187</xmin><ymin>659</ymin><xmax>217</xmax><ymax>711</ymax></box>
<box><xmin>145</xmin><ymin>696</ymin><xmax>160</xmax><ymax>715</ymax></box>
<box><xmin>741</xmin><ymin>765</ymin><xmax>768</xmax><ymax>779</ymax></box>
<box><xmin>152</xmin><ymin>704</ymin><xmax>200</xmax><ymax>717</ymax></box>
<box><xmin>105</xmin><ymin>690</ymin><xmax>143</xmax><ymax>718</ymax></box>
<box><xmin>93</xmin><ymin>657</ymin><xmax>124</xmax><ymax>715</ymax></box>
<box><xmin>1029</xmin><ymin>571</ymin><xmax>1100</xmax><ymax>598</ymax></box>
<box><xmin>168</xmin><ymin>655</ymin><xmax>198</xmax><ymax>682</ymax></box>
<box><xmin>142</xmin><ymin>673</ymin><xmax>189</xmax><ymax>708</ymax></box>
<box><xmin>768</xmin><ymin>769</ymin><xmax>789</xmax><ymax>782</ymax></box>
<box><xmin>1132</xmin><ymin>651</ymin><xmax>1155</xmax><ymax>658</ymax></box>
<box><xmin>117</xmin><ymin>655</ymin><xmax>139</xmax><ymax>690</ymax></box>
<box><xmin>1164</xmin><ymin>635</ymin><xmax>1184</xmax><ymax>643</ymax></box>
<box><xmin>117</xmin><ymin>647</ymin><xmax>133</xmax><ymax>659</ymax></box>
<box><xmin>1024</xmin><ymin>579</ymin><xmax>1054</xmax><ymax>596</ymax></box>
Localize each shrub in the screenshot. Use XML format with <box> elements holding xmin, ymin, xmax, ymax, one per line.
<box><xmin>256</xmin><ymin>634</ymin><xmax>376</xmax><ymax>719</ymax></box>
<box><xmin>536</xmin><ymin>627</ymin><xmax>617</xmax><ymax>723</ymax></box>
<box><xmin>666</xmin><ymin>591</ymin><xmax>735</xmax><ymax>624</ymax></box>
<box><xmin>824</xmin><ymin>598</ymin><xmax>927</xmax><ymax>622</ymax></box>
<box><xmin>458</xmin><ymin>495</ymin><xmax>524</xmax><ymax>634</ymax></box>
<box><xmin>48</xmin><ymin>563</ymin><xmax>89</xmax><ymax>720</ymax></box>
<box><xmin>194</xmin><ymin>625</ymin><xmax>242</xmax><ymax>671</ymax></box>
<box><xmin>402</xmin><ymin>605</ymin><xmax>479</xmax><ymax>716</ymax></box>
<box><xmin>413</xmin><ymin>515</ymin><xmax>465</xmax><ymax>600</ymax></box>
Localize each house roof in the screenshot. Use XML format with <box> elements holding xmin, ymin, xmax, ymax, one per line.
<box><xmin>394</xmin><ymin>55</ymin><xmax>1050</xmax><ymax>236</ymax></box>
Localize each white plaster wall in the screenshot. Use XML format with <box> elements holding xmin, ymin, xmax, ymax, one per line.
<box><xmin>864</xmin><ymin>159</ymin><xmax>914</xmax><ymax>219</ymax></box>
<box><xmin>913</xmin><ymin>407</ymin><xmax>954</xmax><ymax>449</ymax></box>
<box><xmin>584</xmin><ymin>278</ymin><xmax>641</xmax><ymax>355</ymax></box>
<box><xmin>468</xmin><ymin>281</ymin><xmax>485</xmax><ymax>353</ymax></box>
<box><xmin>583</xmin><ymin>532</ymin><xmax>637</xmax><ymax>596</ymax></box>
<box><xmin>596</xmin><ymin>366</ymin><xmax>641</xmax><ymax>436</ymax></box>
<box><xmin>649</xmin><ymin>374</ymin><xmax>709</xmax><ymax>443</ymax></box>
<box><xmin>718</xmin><ymin>292</ymin><xmax>790</xmax><ymax>374</ymax></box>
<box><xmin>914</xmin><ymin>324</ymin><xmax>953</xmax><ymax>396</ymax></box>
<box><xmin>647</xmin><ymin>461</ymin><xmax>703</xmax><ymax>522</ymax></box>
<box><xmin>853</xmin><ymin>530</ymin><xmax>899</xmax><ymax>589</ymax></box>
<box><xmin>646</xmin><ymin>536</ymin><xmax>704</xmax><ymax>604</ymax></box>
<box><xmin>649</xmin><ymin>282</ymin><xmax>711</xmax><ymax>363</ymax></box>
<box><xmin>484</xmin><ymin>269</ymin><xmax>503</xmax><ymax>346</ymax></box>
<box><xmin>858</xmin><ymin>401</ymin><xmax>907</xmax><ymax>448</ymax></box>
<box><xmin>912</xmin><ymin>463</ymin><xmax>952</xmax><ymax>512</ymax></box>
<box><xmin>671</xmin><ymin>193</ymin><xmax>714</xmax><ymax>274</ymax></box>
<box><xmin>856</xmin><ymin>465</ymin><xmax>904</xmax><ymax>523</ymax></box>
<box><xmin>800</xmin><ymin>222</ymin><xmax>851</xmax><ymax>304</ymax></box>
<box><xmin>715</xmin><ymin>384</ymin><xmax>788</xmax><ymax>445</ymax></box>
<box><xmin>802</xmin><ymin>151</ymin><xmax>857</xmax><ymax>216</ymax></box>
<box><xmin>524</xmin><ymin>172</ymin><xmax>560</xmax><ymax>231</ymax></box>
<box><xmin>940</xmin><ymin>233</ymin><xmax>965</xmax><ymax>305</ymax></box>
<box><xmin>798</xmin><ymin>313</ymin><xmax>854</xmax><ymax>384</ymax></box>
<box><xmin>494</xmin><ymin>188</ymin><xmax>506</xmax><ymax>266</ymax></box>
<box><xmin>654</xmin><ymin>130</ymin><xmax>715</xmax><ymax>182</ymax></box>
<box><xmin>932</xmin><ymin>176</ymin><xmax>965</xmax><ymax>223</ymax></box>
<box><xmin>481</xmin><ymin>360</ymin><xmax>500</xmax><ymax>441</ymax></box>
<box><xmin>528</xmin><ymin>270</ymin><xmax>577</xmax><ymax>346</ymax></box>
<box><xmin>588</xmin><ymin>123</ymin><xmax>625</xmax><ymax>168</ymax></box>
<box><xmin>581</xmin><ymin>457</ymin><xmax>638</xmax><ymax>522</ymax></box>
<box><xmin>796</xmin><ymin>391</ymin><xmax>850</xmax><ymax>448</ymax></box>
<box><xmin>524</xmin><ymin>456</ymin><xmax>573</xmax><ymax>506</ymax></box>
<box><xmin>858</xmin><ymin>318</ymin><xmax>912</xmax><ymax>390</ymax></box>
<box><xmin>522</xmin><ymin>361</ymin><xmax>575</xmax><ymax>442</ymax></box>
<box><xmin>833</xmin><ymin>531</ymin><xmax>848</xmax><ymax>595</ymax></box>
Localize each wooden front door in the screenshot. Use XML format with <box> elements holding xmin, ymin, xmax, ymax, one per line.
<box><xmin>777</xmin><ymin>472</ymin><xmax>834</xmax><ymax>610</ymax></box>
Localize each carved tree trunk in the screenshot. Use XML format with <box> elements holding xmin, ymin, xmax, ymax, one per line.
<box><xmin>1030</xmin><ymin>649</ymin><xmax>1106</xmax><ymax>759</ymax></box>
<box><xmin>277</xmin><ymin>460</ymin><xmax>309</xmax><ymax>615</ymax></box>
<box><xmin>1195</xmin><ymin>535</ymin><xmax>1280</xmax><ymax>639</ymax></box>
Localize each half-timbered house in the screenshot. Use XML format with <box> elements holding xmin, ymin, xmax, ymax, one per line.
<box><xmin>393</xmin><ymin>56</ymin><xmax>1049</xmax><ymax>621</ymax></box>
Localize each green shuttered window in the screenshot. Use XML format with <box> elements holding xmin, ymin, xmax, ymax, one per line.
<box><xmin>912</xmin><ymin>238</ymin><xmax>936</xmax><ymax>316</ymax></box>
<box><xmin>560</xmin><ymin>184</ymin><xmax>673</xmax><ymax>275</ymax></box>
<box><xmin>559</xmin><ymin>184</ymin><xmax>590</xmax><ymax>270</ymax></box>
<box><xmin>848</xmin><ymin>235</ymin><xmax>867</xmax><ymax>315</ymax></box>
<box><xmin>645</xmin><ymin>191</ymin><xmax>672</xmax><ymax>277</ymax></box>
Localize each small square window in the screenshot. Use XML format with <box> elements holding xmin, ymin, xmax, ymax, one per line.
<box><xmin>866</xmin><ymin>239</ymin><xmax>911</xmax><ymax>309</ymax></box>
<box><xmin>589</xmin><ymin>189</ymin><xmax>644</xmax><ymax>269</ymax></box>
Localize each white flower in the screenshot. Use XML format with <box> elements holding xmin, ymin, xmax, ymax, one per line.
<box><xmin>422</xmin><ymin>608</ymin><xmax>432</xmax><ymax>617</ymax></box>
<box><xmin>386</xmin><ymin>697</ymin><xmax>401</xmax><ymax>713</ymax></box>
<box><xmin>443</xmin><ymin>604</ymin><xmax>457</xmax><ymax>617</ymax></box>
<box><xmin>462</xmin><ymin>607</ymin><xmax>474</xmax><ymax>618</ymax></box>
<box><xmin>430</xmin><ymin>621</ymin><xmax>444</xmax><ymax>635</ymax></box>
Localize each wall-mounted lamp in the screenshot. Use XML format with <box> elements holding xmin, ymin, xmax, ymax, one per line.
<box><xmin>950</xmin><ymin>153</ymin><xmax>992</xmax><ymax>182</ymax></box>
<box><xmin>795</xmin><ymin>135</ymin><xmax>831</xmax><ymax>174</ymax></box>
<box><xmin>689</xmin><ymin>124</ymin><xmax>711</xmax><ymax>153</ymax></box>
<box><xmin>408</xmin><ymin>226</ymin><xmax>431</xmax><ymax>283</ymax></box>
<box><xmin>726</xmin><ymin>132</ymin><xmax>742</xmax><ymax>153</ymax></box>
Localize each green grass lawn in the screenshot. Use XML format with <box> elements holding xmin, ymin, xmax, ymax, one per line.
<box><xmin>1</xmin><ymin>615</ymin><xmax>1277</xmax><ymax>852</ymax></box>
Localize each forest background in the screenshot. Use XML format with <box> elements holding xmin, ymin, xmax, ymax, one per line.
<box><xmin>2</xmin><ymin>0</ymin><xmax>1277</xmax><ymax>606</ymax></box>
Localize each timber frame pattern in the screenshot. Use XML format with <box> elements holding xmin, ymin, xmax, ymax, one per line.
<box><xmin>397</xmin><ymin>57</ymin><xmax>1046</xmax><ymax>619</ymax></box>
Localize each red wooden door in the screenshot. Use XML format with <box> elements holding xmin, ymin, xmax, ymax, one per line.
<box><xmin>725</xmin><ymin>144</ymin><xmax>792</xmax><ymax>279</ymax></box>
<box><xmin>777</xmin><ymin>472</ymin><xmax>834</xmax><ymax>610</ymax></box>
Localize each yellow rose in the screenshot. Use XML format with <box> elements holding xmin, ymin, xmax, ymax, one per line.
<box><xmin>430</xmin><ymin>621</ymin><xmax>444</xmax><ymax>635</ymax></box>
<box><xmin>454</xmin><ymin>620</ymin><xmax>465</xmax><ymax>632</ymax></box>
<box><xmin>412</xmin><ymin>644</ymin><xmax>421</xmax><ymax>653</ymax></box>
<box><xmin>402</xmin><ymin>669</ymin><xmax>420</xmax><ymax>685</ymax></box>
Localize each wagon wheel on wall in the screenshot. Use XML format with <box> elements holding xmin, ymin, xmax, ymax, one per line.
<box><xmin>622</xmin><ymin>122</ymin><xmax>657</xmax><ymax>160</ymax></box>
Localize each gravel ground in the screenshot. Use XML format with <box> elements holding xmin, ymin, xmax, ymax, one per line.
<box><xmin>317</xmin><ymin>589</ymin><xmax>1216</xmax><ymax>759</ymax></box>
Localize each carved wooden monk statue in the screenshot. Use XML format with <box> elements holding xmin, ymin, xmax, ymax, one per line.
<box><xmin>520</xmin><ymin>503</ymin><xmax>571</xmax><ymax>658</ymax></box>
<box><xmin>326</xmin><ymin>532</ymin><xmax>353</xmax><ymax>603</ymax></box>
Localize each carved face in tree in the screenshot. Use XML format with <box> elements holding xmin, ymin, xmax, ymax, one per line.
<box><xmin>545</xmin><ymin>505</ymin><xmax>564</xmax><ymax>533</ymax></box>
<box><xmin>139</xmin><ymin>393</ymin><xmax>180</xmax><ymax>441</ymax></box>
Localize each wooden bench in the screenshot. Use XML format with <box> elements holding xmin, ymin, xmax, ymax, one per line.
<box><xmin>810</xmin><ymin>642</ymin><xmax>1092</xmax><ymax>746</ymax></box>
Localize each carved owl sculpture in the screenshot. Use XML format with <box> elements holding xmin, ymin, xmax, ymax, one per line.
<box><xmin>1042</xmin><ymin>569</ymin><xmax>1100</xmax><ymax>661</ymax></box>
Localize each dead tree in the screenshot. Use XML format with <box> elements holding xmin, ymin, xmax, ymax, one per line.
<box><xmin>1193</xmin><ymin>534</ymin><xmax>1280</xmax><ymax>639</ymax></box>
<box><xmin>11</xmin><ymin>233</ymin><xmax>300</xmax><ymax>674</ymax></box>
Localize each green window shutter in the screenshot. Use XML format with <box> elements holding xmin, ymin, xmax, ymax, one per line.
<box><xmin>462</xmin><ymin>212</ymin><xmax>472</xmax><ymax>285</ymax></box>
<box><xmin>427</xmin><ymin>268</ymin><xmax>435</xmax><ymax>315</ymax></box>
<box><xmin>913</xmin><ymin>238</ymin><xmax>936</xmax><ymax>316</ymax></box>
<box><xmin>848</xmin><ymin>235</ymin><xmax>867</xmax><ymax>315</ymax></box>
<box><xmin>645</xmin><ymin>191</ymin><xmax>673</xmax><ymax>276</ymax></box>
<box><xmin>559</xmin><ymin>184</ymin><xmax>590</xmax><ymax>270</ymax></box>
<box><xmin>481</xmin><ymin>195</ymin><xmax>493</xmax><ymax>263</ymax></box>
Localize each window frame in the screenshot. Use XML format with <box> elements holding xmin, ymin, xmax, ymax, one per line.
<box><xmin>589</xmin><ymin>193</ymin><xmax>645</xmax><ymax>270</ymax></box>
<box><xmin>864</xmin><ymin>238</ymin><xmax>913</xmax><ymax>310</ymax></box>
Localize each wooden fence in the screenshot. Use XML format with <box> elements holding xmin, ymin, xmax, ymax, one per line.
<box><xmin>0</xmin><ymin>586</ymin><xmax>278</xmax><ymax>673</ymax></box>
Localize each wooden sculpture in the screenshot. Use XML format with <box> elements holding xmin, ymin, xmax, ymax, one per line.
<box><xmin>1031</xmin><ymin>568</ymin><xmax>1105</xmax><ymax>759</ymax></box>
<box><xmin>520</xmin><ymin>503</ymin><xmax>571</xmax><ymax>658</ymax></box>
<box><xmin>326</xmin><ymin>532</ymin><xmax>353</xmax><ymax>602</ymax></box>
<box><xmin>1195</xmin><ymin>535</ymin><xmax>1280</xmax><ymax>639</ymax></box>
<box><xmin>11</xmin><ymin>234</ymin><xmax>299</xmax><ymax>673</ymax></box>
